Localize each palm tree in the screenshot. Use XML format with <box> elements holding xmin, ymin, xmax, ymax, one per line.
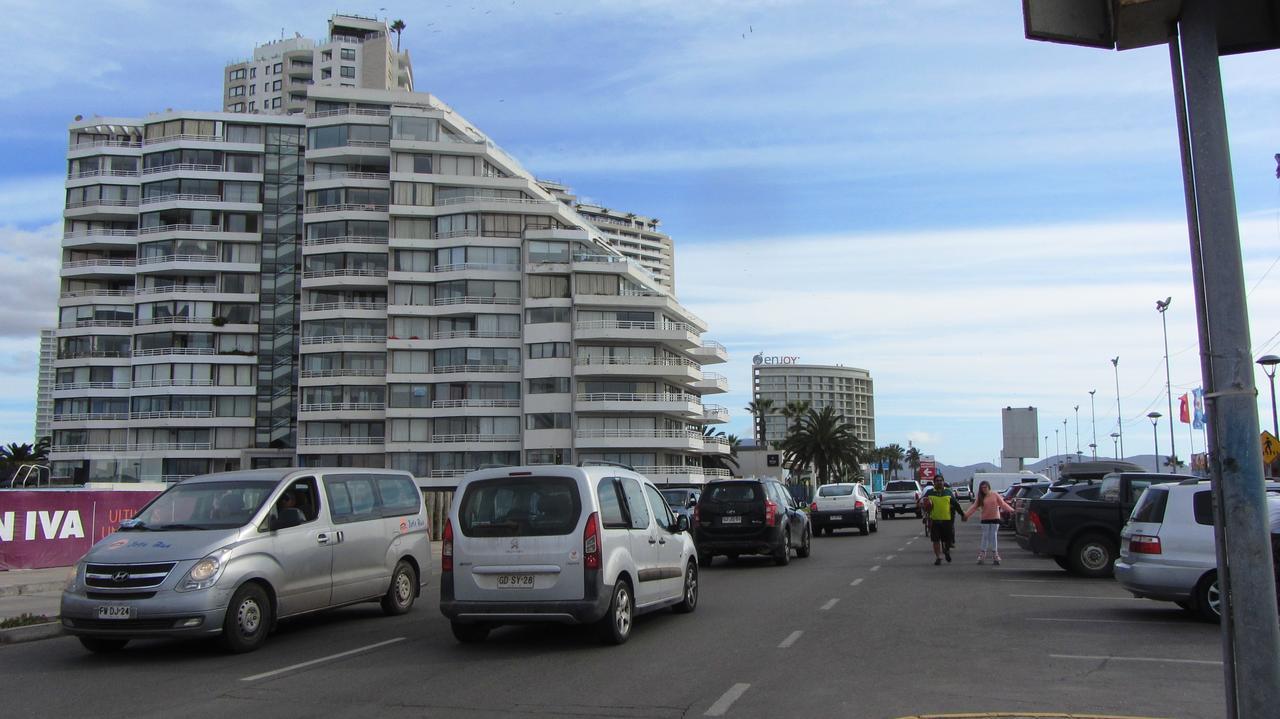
<box><xmin>906</xmin><ymin>446</ymin><xmax>922</xmax><ymax>480</ymax></box>
<box><xmin>744</xmin><ymin>399</ymin><xmax>776</xmax><ymax>446</ymax></box>
<box><xmin>701</xmin><ymin>427</ymin><xmax>742</xmax><ymax>474</ymax></box>
<box><xmin>780</xmin><ymin>406</ymin><xmax>866</xmax><ymax>486</ymax></box>
<box><xmin>779</xmin><ymin>400</ymin><xmax>812</xmax><ymax>432</ymax></box>
<box><xmin>390</xmin><ymin>19</ymin><xmax>407</xmax><ymax>51</ymax></box>
<box><xmin>883</xmin><ymin>443</ymin><xmax>906</xmax><ymax>480</ymax></box>
<box><xmin>1</xmin><ymin>442</ymin><xmax>37</xmax><ymax>465</ymax></box>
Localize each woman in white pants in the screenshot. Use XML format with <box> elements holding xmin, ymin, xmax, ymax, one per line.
<box><xmin>963</xmin><ymin>480</ymin><xmax>1014</xmax><ymax>565</ymax></box>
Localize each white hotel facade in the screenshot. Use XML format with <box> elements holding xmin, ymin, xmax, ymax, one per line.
<box><xmin>50</xmin><ymin>18</ymin><xmax>729</xmax><ymax>485</ymax></box>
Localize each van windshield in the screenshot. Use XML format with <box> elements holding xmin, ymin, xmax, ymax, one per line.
<box><xmin>459</xmin><ymin>476</ymin><xmax>582</xmax><ymax>537</ymax></box>
<box><xmin>128</xmin><ymin>480</ymin><xmax>277</xmax><ymax>530</ymax></box>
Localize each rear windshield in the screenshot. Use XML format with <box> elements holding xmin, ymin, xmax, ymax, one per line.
<box><xmin>458</xmin><ymin>476</ymin><xmax>582</xmax><ymax>537</ymax></box>
<box><xmin>818</xmin><ymin>485</ymin><xmax>855</xmax><ymax>497</ymax></box>
<box><xmin>885</xmin><ymin>481</ymin><xmax>917</xmax><ymax>492</ymax></box>
<box><xmin>660</xmin><ymin>489</ymin><xmax>690</xmax><ymax>505</ymax></box>
<box><xmin>1130</xmin><ymin>488</ymin><xmax>1168</xmax><ymax>523</ymax></box>
<box><xmin>705</xmin><ymin>482</ymin><xmax>763</xmax><ymax>502</ymax></box>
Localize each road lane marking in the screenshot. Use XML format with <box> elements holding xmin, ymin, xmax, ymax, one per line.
<box><xmin>1029</xmin><ymin>617</ymin><xmax>1188</xmax><ymax>626</ymax></box>
<box><xmin>241</xmin><ymin>637</ymin><xmax>406</xmax><ymax>682</ymax></box>
<box><xmin>896</xmin><ymin>546</ymin><xmax>905</xmax><ymax>551</ymax></box>
<box><xmin>886</xmin><ymin>554</ymin><xmax>896</xmax><ymax>561</ymax></box>
<box><xmin>705</xmin><ymin>683</ymin><xmax>750</xmax><ymax>716</ymax></box>
<box><xmin>870</xmin><ymin>565</ymin><xmax>881</xmax><ymax>572</ymax></box>
<box><xmin>1052</xmin><ymin>653</ymin><xmax>1222</xmax><ymax>666</ymax></box>
<box><xmin>1010</xmin><ymin>594</ymin><xmax>1145</xmax><ymax>601</ymax></box>
<box><xmin>1001</xmin><ymin>579</ymin><xmax>1073</xmax><ymax>583</ymax></box>
<box><xmin>850</xmin><ymin>578</ymin><xmax>864</xmax><ymax>587</ymax></box>
<box><xmin>778</xmin><ymin>630</ymin><xmax>803</xmax><ymax>648</ymax></box>
<box><xmin>820</xmin><ymin>598</ymin><xmax>840</xmax><ymax>610</ymax></box>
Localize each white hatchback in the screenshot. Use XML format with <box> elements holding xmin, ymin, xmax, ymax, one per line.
<box><xmin>439</xmin><ymin>464</ymin><xmax>699</xmax><ymax>644</ymax></box>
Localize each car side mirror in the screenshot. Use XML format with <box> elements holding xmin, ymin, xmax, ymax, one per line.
<box><xmin>269</xmin><ymin>507</ymin><xmax>306</xmax><ymax>531</ymax></box>
<box><xmin>674</xmin><ymin>514</ymin><xmax>689</xmax><ymax>533</ymax></box>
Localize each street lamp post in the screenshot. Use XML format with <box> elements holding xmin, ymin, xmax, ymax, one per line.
<box><xmin>1110</xmin><ymin>432</ymin><xmax>1120</xmax><ymax>459</ymax></box>
<box><xmin>1054</xmin><ymin>428</ymin><xmax>1060</xmax><ymax>476</ymax></box>
<box><xmin>1257</xmin><ymin>355</ymin><xmax>1280</xmax><ymax>438</ymax></box>
<box><xmin>1089</xmin><ymin>389</ymin><xmax>1098</xmax><ymax>459</ymax></box>
<box><xmin>1074</xmin><ymin>404</ymin><xmax>1081</xmax><ymax>456</ymax></box>
<box><xmin>1157</xmin><ymin>297</ymin><xmax>1178</xmax><ymax>468</ymax></box>
<box><xmin>1063</xmin><ymin>418</ymin><xmax>1069</xmax><ymax>463</ymax></box>
<box><xmin>1111</xmin><ymin>357</ymin><xmax>1124</xmax><ymax>459</ymax></box>
<box><xmin>1149</xmin><ymin>411</ymin><xmax>1163</xmax><ymax>472</ymax></box>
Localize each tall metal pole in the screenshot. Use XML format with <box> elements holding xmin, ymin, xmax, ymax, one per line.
<box><xmin>1063</xmin><ymin>418</ymin><xmax>1068</xmax><ymax>462</ymax></box>
<box><xmin>1089</xmin><ymin>389</ymin><xmax>1097</xmax><ymax>459</ymax></box>
<box><xmin>1111</xmin><ymin>357</ymin><xmax>1124</xmax><ymax>458</ymax></box>
<box><xmin>1110</xmin><ymin>432</ymin><xmax>1119</xmax><ymax>459</ymax></box>
<box><xmin>1148</xmin><ymin>412</ymin><xmax>1162</xmax><ymax>473</ymax></box>
<box><xmin>1074</xmin><ymin>405</ymin><xmax>1081</xmax><ymax>456</ymax></box>
<box><xmin>1173</xmin><ymin>4</ymin><xmax>1280</xmax><ymax>714</ymax></box>
<box><xmin>1054</xmin><ymin>428</ymin><xmax>1059</xmax><ymax>473</ymax></box>
<box><xmin>1158</xmin><ymin>299</ymin><xmax>1178</xmax><ymax>467</ymax></box>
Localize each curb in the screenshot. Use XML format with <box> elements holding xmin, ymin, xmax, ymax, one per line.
<box><xmin>0</xmin><ymin>580</ymin><xmax>67</xmax><ymax>599</ymax></box>
<box><xmin>0</xmin><ymin>621</ymin><xmax>64</xmax><ymax>645</ymax></box>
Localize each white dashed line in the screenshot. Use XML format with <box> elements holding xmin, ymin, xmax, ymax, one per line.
<box><xmin>1052</xmin><ymin>654</ymin><xmax>1222</xmax><ymax>666</ymax></box>
<box><xmin>850</xmin><ymin>578</ymin><xmax>864</xmax><ymax>587</ymax></box>
<box><xmin>819</xmin><ymin>598</ymin><xmax>840</xmax><ymax>611</ymax></box>
<box><xmin>705</xmin><ymin>683</ymin><xmax>751</xmax><ymax>716</ymax></box>
<box><xmin>896</xmin><ymin>546</ymin><xmax>906</xmax><ymax>551</ymax></box>
<box><xmin>240</xmin><ymin>637</ymin><xmax>406</xmax><ymax>682</ymax></box>
<box><xmin>870</xmin><ymin>565</ymin><xmax>881</xmax><ymax>572</ymax></box>
<box><xmin>778</xmin><ymin>630</ymin><xmax>803</xmax><ymax>648</ymax></box>
<box><xmin>886</xmin><ymin>554</ymin><xmax>896</xmax><ymax>561</ymax></box>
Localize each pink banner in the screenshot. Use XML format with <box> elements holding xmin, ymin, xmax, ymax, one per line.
<box><xmin>0</xmin><ymin>489</ymin><xmax>163</xmax><ymax>570</ymax></box>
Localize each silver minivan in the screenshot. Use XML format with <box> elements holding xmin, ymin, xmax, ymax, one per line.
<box><xmin>61</xmin><ymin>468</ymin><xmax>431</xmax><ymax>653</ymax></box>
<box><xmin>440</xmin><ymin>464</ymin><xmax>699</xmax><ymax>645</ymax></box>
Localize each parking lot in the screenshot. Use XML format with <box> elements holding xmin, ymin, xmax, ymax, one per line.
<box><xmin>0</xmin><ymin>518</ymin><xmax>1225</xmax><ymax>718</ymax></box>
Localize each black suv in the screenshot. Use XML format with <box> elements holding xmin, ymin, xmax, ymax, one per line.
<box><xmin>694</xmin><ymin>478</ymin><xmax>812</xmax><ymax>566</ymax></box>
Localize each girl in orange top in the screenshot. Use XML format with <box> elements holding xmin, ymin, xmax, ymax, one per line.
<box><xmin>964</xmin><ymin>480</ymin><xmax>1014</xmax><ymax>565</ymax></box>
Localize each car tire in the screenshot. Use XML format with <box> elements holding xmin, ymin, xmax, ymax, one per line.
<box><xmin>597</xmin><ymin>579</ymin><xmax>634</xmax><ymax>645</ymax></box>
<box><xmin>1053</xmin><ymin>555</ymin><xmax>1071</xmax><ymax>571</ymax></box>
<box><xmin>451</xmin><ymin>621</ymin><xmax>491</xmax><ymax>643</ymax></box>
<box><xmin>221</xmin><ymin>582</ymin><xmax>271</xmax><ymax>654</ymax></box>
<box><xmin>380</xmin><ymin>560</ymin><xmax>417</xmax><ymax>616</ymax></box>
<box><xmin>859</xmin><ymin>516</ymin><xmax>870</xmax><ymax>536</ymax></box>
<box><xmin>1068</xmin><ymin>533</ymin><xmax>1117</xmax><ymax>578</ymax></box>
<box><xmin>672</xmin><ymin>562</ymin><xmax>698</xmax><ymax>614</ymax></box>
<box><xmin>796</xmin><ymin>525</ymin><xmax>812</xmax><ymax>558</ymax></box>
<box><xmin>1194</xmin><ymin>571</ymin><xmax>1222</xmax><ymax>623</ymax></box>
<box><xmin>698</xmin><ymin>551</ymin><xmax>713</xmax><ymax>567</ymax></box>
<box><xmin>78</xmin><ymin>636</ymin><xmax>129</xmax><ymax>653</ymax></box>
<box><xmin>870</xmin><ymin>515</ymin><xmax>879</xmax><ymax>533</ymax></box>
<box><xmin>774</xmin><ymin>529</ymin><xmax>792</xmax><ymax>566</ymax></box>
<box><xmin>885</xmin><ymin>510</ymin><xmax>894</xmax><ymax>520</ymax></box>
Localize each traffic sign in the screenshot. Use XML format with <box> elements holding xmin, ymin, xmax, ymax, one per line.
<box><xmin>918</xmin><ymin>455</ymin><xmax>937</xmax><ymax>480</ymax></box>
<box><xmin>1262</xmin><ymin>431</ymin><xmax>1279</xmax><ymax>464</ymax></box>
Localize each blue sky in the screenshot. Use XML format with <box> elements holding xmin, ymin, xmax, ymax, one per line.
<box><xmin>3</xmin><ymin>0</ymin><xmax>1280</xmax><ymax>466</ymax></box>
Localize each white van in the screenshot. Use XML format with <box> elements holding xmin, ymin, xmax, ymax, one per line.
<box><xmin>972</xmin><ymin>471</ymin><xmax>1048</xmax><ymax>496</ymax></box>
<box><xmin>440</xmin><ymin>464</ymin><xmax>699</xmax><ymax>645</ymax></box>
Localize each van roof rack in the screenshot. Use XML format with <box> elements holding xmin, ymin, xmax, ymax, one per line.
<box><xmin>578</xmin><ymin>460</ymin><xmax>636</xmax><ymax>471</ymax></box>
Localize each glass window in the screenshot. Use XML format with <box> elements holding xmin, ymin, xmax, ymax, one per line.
<box><xmin>526</xmin><ymin>413</ymin><xmax>571</xmax><ymax>430</ymax></box>
<box><xmin>458</xmin><ymin>476</ymin><xmax>582</xmax><ymax>537</ymax></box>
<box><xmin>1132</xmin><ymin>488</ymin><xmax>1170</xmax><ymax>524</ymax></box>
<box><xmin>340</xmin><ymin>65</ymin><xmax>356</xmax><ymax>78</ymax></box>
<box><xmin>340</xmin><ymin>48</ymin><xmax>356</xmax><ymax>60</ymax></box>
<box><xmin>377</xmin><ymin>476</ymin><xmax>421</xmax><ymax>516</ymax></box>
<box><xmin>527</xmin><ymin>377</ymin><xmax>570</xmax><ymax>394</ymax></box>
<box><xmin>644</xmin><ymin>484</ymin><xmax>674</xmax><ymax>531</ymax></box>
<box><xmin>818</xmin><ymin>485</ymin><xmax>855</xmax><ymax>497</ymax></box>
<box><xmin>1191</xmin><ymin>490</ymin><xmax>1214</xmax><ymax>526</ymax></box>
<box><xmin>597</xmin><ymin>478</ymin><xmax>628</xmax><ymax>529</ymax></box>
<box><xmin>619</xmin><ymin>477</ymin><xmax>650</xmax><ymax>530</ymax></box>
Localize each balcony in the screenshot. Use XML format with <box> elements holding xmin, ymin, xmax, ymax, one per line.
<box><xmin>573</xmin><ymin>320</ymin><xmax>699</xmax><ymax>349</ymax></box>
<box><xmin>137</xmin><ymin>254</ymin><xmax>220</xmax><ymax>266</ymax></box>
<box><xmin>137</xmin><ymin>223</ymin><xmax>221</xmax><ymax>236</ymax></box>
<box><xmin>433</xmin><ymin>195</ymin><xmax>554</xmax><ymax>209</ymax></box>
<box><xmin>702</xmin><ymin>435</ymin><xmax>732</xmax><ymax>455</ymax></box>
<box><xmin>58</xmin><ymin>319</ymin><xmax>133</xmax><ymax>329</ymax></box>
<box><xmin>700</xmin><ymin>404</ymin><xmax>730</xmax><ymax>424</ymax></box>
<box><xmin>300</xmin><ymin>268</ymin><xmax>388</xmax><ymax>289</ymax></box>
<box><xmin>133</xmin><ymin>284</ymin><xmax>219</xmax><ymax>296</ymax></box>
<box><xmin>688</xmin><ymin>339</ymin><xmax>729</xmax><ymax>364</ymax></box>
<box><xmin>428</xmin><ymin>330</ymin><xmax>520</xmax><ymax>341</ymax></box>
<box><xmin>53</xmin><ymin>381</ymin><xmax>132</xmax><ymax>391</ymax></box>
<box><xmin>304</xmin><ymin>203</ymin><xmax>389</xmax><ymax>215</ymax></box>
<box><xmin>61</xmin><ymin>258</ymin><xmax>137</xmax><ymax>278</ymax></box>
<box><xmin>68</xmin><ymin>140</ymin><xmax>141</xmax><ymax>151</ymax></box>
<box><xmin>575</xmin><ymin>392</ymin><xmax>701</xmax><ymax>417</ymax></box>
<box><xmin>429</xmin><ymin>296</ymin><xmax>520</xmax><ymax>308</ymax></box>
<box><xmin>131</xmin><ymin>347</ymin><xmax>219</xmax><ymax>358</ymax></box>
<box><xmin>632</xmin><ymin>465</ymin><xmax>729</xmax><ymax>486</ymax></box>
<box><xmin>429</xmin><ymin>262</ymin><xmax>520</xmax><ymax>274</ymax></box>
<box><xmin>67</xmin><ymin>168</ymin><xmax>140</xmax><ymax>180</ymax></box>
<box><xmin>299</xmin><ymin>402</ymin><xmax>386</xmax><ymax>412</ymax></box>
<box><xmin>299</xmin><ymin>368</ymin><xmax>386</xmax><ymax>379</ymax></box>
<box><xmin>302</xmin><ymin>235</ymin><xmax>389</xmax><ymax>249</ymax></box>
<box><xmin>305</xmin><ymin>172</ymin><xmax>390</xmax><ymax>182</ymax></box>
<box><xmin>298</xmin><ymin>436</ymin><xmax>385</xmax><ymax>447</ymax></box>
<box><xmin>306</xmin><ymin>108</ymin><xmax>391</xmax><ymax>119</ymax></box>
<box><xmin>60</xmin><ymin>288</ymin><xmax>134</xmax><ymax>301</ymax></box>
<box><xmin>301</xmin><ymin>301</ymin><xmax>387</xmax><ymax>313</ymax></box>
<box><xmin>139</xmin><ymin>193</ymin><xmax>224</xmax><ymax>207</ymax></box>
<box><xmin>142</xmin><ymin>134</ymin><xmax>224</xmax><ymax>146</ymax></box>
<box><xmin>430</xmin><ymin>399</ymin><xmax>520</xmax><ymax>409</ymax></box>
<box><xmin>52</xmin><ymin>412</ymin><xmax>129</xmax><ymax>423</ymax></box>
<box><xmin>141</xmin><ymin>163</ymin><xmax>227</xmax><ymax>176</ymax></box>
<box><xmin>129</xmin><ymin>411</ymin><xmax>216</xmax><ymax>420</ymax></box>
<box><xmin>692</xmin><ymin>372</ymin><xmax>729</xmax><ymax>394</ymax></box>
<box><xmin>299</xmin><ymin>335</ymin><xmax>385</xmax><ymax>347</ymax></box>
<box><xmin>575</xmin><ymin>428</ymin><xmax>703</xmax><ymax>451</ymax></box>
<box><xmin>573</xmin><ymin>355</ymin><xmax>700</xmax><ymax>382</ymax></box>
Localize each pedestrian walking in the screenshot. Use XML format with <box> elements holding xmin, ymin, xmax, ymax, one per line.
<box><xmin>963</xmin><ymin>479</ymin><xmax>1013</xmax><ymax>565</ymax></box>
<box><xmin>923</xmin><ymin>476</ymin><xmax>966</xmax><ymax>564</ymax></box>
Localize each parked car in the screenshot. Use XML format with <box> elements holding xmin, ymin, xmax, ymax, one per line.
<box><xmin>953</xmin><ymin>483</ymin><xmax>973</xmax><ymax>502</ymax></box>
<box><xmin>661</xmin><ymin>488</ymin><xmax>701</xmax><ymax>530</ymax></box>
<box><xmin>1013</xmin><ymin>481</ymin><xmax>1092</xmax><ymax>542</ymax></box>
<box><xmin>1000</xmin><ymin>481</ymin><xmax>1050</xmax><ymax>529</ymax></box>
<box><xmin>61</xmin><ymin>468</ymin><xmax>430</xmax><ymax>654</ymax></box>
<box><xmin>439</xmin><ymin>464</ymin><xmax>698</xmax><ymax>645</ymax></box>
<box><xmin>1019</xmin><ymin>472</ymin><xmax>1192</xmax><ymax>577</ymax></box>
<box><xmin>809</xmin><ymin>482</ymin><xmax>879</xmax><ymax>536</ymax></box>
<box><xmin>880</xmin><ymin>479</ymin><xmax>923</xmax><ymax>519</ymax></box>
<box><xmin>694</xmin><ymin>478</ymin><xmax>812</xmax><ymax>566</ymax></box>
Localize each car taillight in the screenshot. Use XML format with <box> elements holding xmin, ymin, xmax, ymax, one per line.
<box><xmin>1029</xmin><ymin>510</ymin><xmax>1044</xmax><ymax>536</ymax></box>
<box><xmin>810</xmin><ymin>501</ymin><xmax>818</xmax><ymax>512</ymax></box>
<box><xmin>583</xmin><ymin>511</ymin><xmax>601</xmax><ymax>570</ymax></box>
<box><xmin>1129</xmin><ymin>534</ymin><xmax>1162</xmax><ymax>554</ymax></box>
<box><xmin>765</xmin><ymin>499</ymin><xmax>778</xmax><ymax>527</ymax></box>
<box><xmin>854</xmin><ymin>500</ymin><xmax>864</xmax><ymax>509</ymax></box>
<box><xmin>442</xmin><ymin>518</ymin><xmax>454</xmax><ymax>573</ymax></box>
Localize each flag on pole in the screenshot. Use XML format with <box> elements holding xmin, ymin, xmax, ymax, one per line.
<box><xmin>1192</xmin><ymin>388</ymin><xmax>1206</xmax><ymax>429</ymax></box>
<box><xmin>1179</xmin><ymin>393</ymin><xmax>1191</xmax><ymax>423</ymax></box>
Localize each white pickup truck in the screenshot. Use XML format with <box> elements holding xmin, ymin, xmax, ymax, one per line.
<box><xmin>879</xmin><ymin>479</ymin><xmax>923</xmax><ymax>519</ymax></box>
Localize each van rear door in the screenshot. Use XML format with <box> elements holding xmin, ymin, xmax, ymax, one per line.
<box><xmin>453</xmin><ymin>475</ymin><xmax>585</xmax><ymax>602</ymax></box>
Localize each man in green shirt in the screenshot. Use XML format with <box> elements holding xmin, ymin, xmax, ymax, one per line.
<box><xmin>923</xmin><ymin>475</ymin><xmax>967</xmax><ymax>565</ymax></box>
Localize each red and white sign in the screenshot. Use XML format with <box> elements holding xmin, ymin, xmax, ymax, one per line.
<box><xmin>0</xmin><ymin>489</ymin><xmax>162</xmax><ymax>570</ymax></box>
<box><xmin>918</xmin><ymin>455</ymin><xmax>937</xmax><ymax>481</ymax></box>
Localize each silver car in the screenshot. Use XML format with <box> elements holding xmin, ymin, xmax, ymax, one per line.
<box><xmin>1116</xmin><ymin>479</ymin><xmax>1278</xmax><ymax>622</ymax></box>
<box><xmin>61</xmin><ymin>468</ymin><xmax>431</xmax><ymax>653</ymax></box>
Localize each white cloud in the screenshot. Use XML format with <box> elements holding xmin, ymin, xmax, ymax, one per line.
<box><xmin>0</xmin><ymin>222</ymin><xmax>61</xmax><ymax>339</ymax></box>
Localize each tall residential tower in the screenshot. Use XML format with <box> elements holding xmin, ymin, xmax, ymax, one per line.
<box><xmin>752</xmin><ymin>363</ymin><xmax>875</xmax><ymax>448</ymax></box>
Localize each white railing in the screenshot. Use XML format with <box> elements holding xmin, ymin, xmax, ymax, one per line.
<box><xmin>695</xmin><ymin>340</ymin><xmax>727</xmax><ymax>352</ymax></box>
<box><xmin>429</xmin><ymin>296</ymin><xmax>520</xmax><ymax>306</ymax></box>
<box><xmin>576</xmin><ymin>392</ymin><xmax>701</xmax><ymax>405</ymax></box>
<box><xmin>58</xmin><ymin>319</ymin><xmax>133</xmax><ymax>329</ymax></box>
<box><xmin>54</xmin><ymin>381</ymin><xmax>131</xmax><ymax>391</ymax></box>
<box><xmin>143</xmin><ymin>134</ymin><xmax>222</xmax><ymax>145</ymax></box>
<box><xmin>426</xmin><ymin>434</ymin><xmax>520</xmax><ymax>444</ymax></box>
<box><xmin>306</xmin><ymin>108</ymin><xmax>392</xmax><ymax>119</ymax></box>
<box><xmin>299</xmin><ymin>436</ymin><xmax>384</xmax><ymax>446</ymax></box>
<box><xmin>428</xmin><ymin>364</ymin><xmax>519</xmax><ymax>374</ymax></box>
<box><xmin>431</xmin><ymin>229</ymin><xmax>482</xmax><ymax>240</ymax></box>
<box><xmin>299</xmin><ymin>335</ymin><xmax>384</xmax><ymax>345</ymax></box>
<box><xmin>60</xmin><ymin>289</ymin><xmax>134</xmax><ymax>299</ymax></box>
<box><xmin>305</xmin><ymin>203</ymin><xmax>389</xmax><ymax>213</ymax></box>
<box><xmin>302</xmin><ymin>302</ymin><xmax>387</xmax><ymax>312</ymax></box>
<box><xmin>130</xmin><ymin>411</ymin><xmax>215</xmax><ymax>420</ymax></box>
<box><xmin>131</xmin><ymin>347</ymin><xmax>217</xmax><ymax>357</ymax></box>
<box><xmin>69</xmin><ymin>139</ymin><xmax>141</xmax><ymax>150</ymax></box>
<box><xmin>132</xmin><ymin>442</ymin><xmax>214</xmax><ymax>451</ymax></box>
<box><xmin>303</xmin><ymin>235</ymin><xmax>388</xmax><ymax>247</ymax></box>
<box><xmin>698</xmin><ymin>372</ymin><xmax>728</xmax><ymax>382</ymax></box>
<box><xmin>572</xmin><ymin>254</ymin><xmax>627</xmax><ymax>264</ymax></box>
<box><xmin>434</xmin><ymin>195</ymin><xmax>550</xmax><ymax>207</ymax></box>
<box><xmin>703</xmin><ymin>436</ymin><xmax>731</xmax><ymax>448</ymax></box>
<box><xmin>300</xmin><ymin>368</ymin><xmax>385</xmax><ymax>378</ymax></box>
<box><xmin>430</xmin><ymin>263</ymin><xmax>519</xmax><ymax>273</ymax></box>
<box><xmin>134</xmin><ymin>285</ymin><xmax>219</xmax><ymax>295</ymax></box>
<box><xmin>141</xmin><ymin>163</ymin><xmax>224</xmax><ymax>175</ymax></box>
<box><xmin>134</xmin><ymin>316</ymin><xmax>219</xmax><ymax>326</ymax></box>
<box><xmin>427</xmin><ymin>469</ymin><xmax>471</xmax><ymax>478</ymax></box>
<box><xmin>634</xmin><ymin>465</ymin><xmax>710</xmax><ymax>477</ymax></box>
<box><xmin>63</xmin><ymin>229</ymin><xmax>139</xmax><ymax>240</ymax></box>
<box><xmin>574</xmin><ymin>320</ymin><xmax>697</xmax><ymax>334</ymax></box>
<box><xmin>576</xmin><ymin>429</ymin><xmax>703</xmax><ymax>441</ymax></box>
<box><xmin>137</xmin><ymin>254</ymin><xmax>220</xmax><ymax>265</ymax></box>
<box><xmin>345</xmin><ymin>140</ymin><xmax>391</xmax><ymax>148</ymax></box>
<box><xmin>299</xmin><ymin>402</ymin><xmax>386</xmax><ymax>412</ymax></box>
<box><xmin>138</xmin><ymin>223</ymin><xmax>221</xmax><ymax>235</ymax></box>
<box><xmin>69</xmin><ymin>169</ymin><xmax>140</xmax><ymax>179</ymax></box>
<box><xmin>574</xmin><ymin>356</ymin><xmax>699</xmax><ymax>369</ymax></box>
<box><xmin>703</xmin><ymin>404</ymin><xmax>730</xmax><ymax>417</ymax></box>
<box><xmin>429</xmin><ymin>330</ymin><xmax>520</xmax><ymax>340</ymax></box>
<box><xmin>301</xmin><ymin>268</ymin><xmax>388</xmax><ymax>279</ymax></box>
<box><xmin>57</xmin><ymin>351</ymin><xmax>129</xmax><ymax>359</ymax></box>
<box><xmin>131</xmin><ymin>379</ymin><xmax>215</xmax><ymax>388</ymax></box>
<box><xmin>53</xmin><ymin>413</ymin><xmax>129</xmax><ymax>422</ymax></box>
<box><xmin>306</xmin><ymin>171</ymin><xmax>390</xmax><ymax>181</ymax></box>
<box><xmin>63</xmin><ymin>258</ymin><xmax>135</xmax><ymax>269</ymax></box>
<box><xmin>50</xmin><ymin>443</ymin><xmax>131</xmax><ymax>453</ymax></box>
<box><xmin>66</xmin><ymin>198</ymin><xmax>138</xmax><ymax>209</ymax></box>
<box><xmin>618</xmin><ymin>288</ymin><xmax>667</xmax><ymax>297</ymax></box>
<box><xmin>140</xmin><ymin>193</ymin><xmax>222</xmax><ymax>206</ymax></box>
<box><xmin>429</xmin><ymin>399</ymin><xmax>520</xmax><ymax>409</ymax></box>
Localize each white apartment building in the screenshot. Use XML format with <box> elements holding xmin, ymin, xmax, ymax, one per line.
<box><xmin>52</xmin><ymin>83</ymin><xmax>729</xmax><ymax>485</ymax></box>
<box><xmin>35</xmin><ymin>328</ymin><xmax>56</xmax><ymax>441</ymax></box>
<box><xmin>223</xmin><ymin>14</ymin><xmax>413</xmax><ymax>116</ymax></box>
<box><xmin>753</xmin><ymin>363</ymin><xmax>875</xmax><ymax>448</ymax></box>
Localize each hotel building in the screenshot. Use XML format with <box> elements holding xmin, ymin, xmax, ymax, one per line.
<box><xmin>752</xmin><ymin>363</ymin><xmax>875</xmax><ymax>448</ymax></box>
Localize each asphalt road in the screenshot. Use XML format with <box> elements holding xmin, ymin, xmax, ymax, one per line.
<box><xmin>0</xmin><ymin>518</ymin><xmax>1226</xmax><ymax>718</ymax></box>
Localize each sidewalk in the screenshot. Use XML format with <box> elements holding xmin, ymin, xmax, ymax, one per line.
<box><xmin>0</xmin><ymin>566</ymin><xmax>72</xmax><ymax>623</ymax></box>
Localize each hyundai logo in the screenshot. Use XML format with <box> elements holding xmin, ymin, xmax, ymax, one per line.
<box><xmin>112</xmin><ymin>571</ymin><xmax>130</xmax><ymax>583</ymax></box>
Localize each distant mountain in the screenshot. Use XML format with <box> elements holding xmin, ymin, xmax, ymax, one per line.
<box><xmin>935</xmin><ymin>461</ymin><xmax>998</xmax><ymax>484</ymax></box>
<box><xmin>933</xmin><ymin>454</ymin><xmax>1178</xmax><ymax>485</ymax></box>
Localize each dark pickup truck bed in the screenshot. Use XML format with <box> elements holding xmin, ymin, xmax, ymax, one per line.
<box><xmin>1017</xmin><ymin>472</ymin><xmax>1193</xmax><ymax>577</ymax></box>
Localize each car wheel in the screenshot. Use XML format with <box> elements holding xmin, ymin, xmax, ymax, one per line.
<box><xmin>1068</xmin><ymin>534</ymin><xmax>1117</xmax><ymax>578</ymax></box>
<box><xmin>1194</xmin><ymin>571</ymin><xmax>1222</xmax><ymax>623</ymax></box>
<box><xmin>870</xmin><ymin>515</ymin><xmax>879</xmax><ymax>533</ymax></box>
<box><xmin>796</xmin><ymin>525</ymin><xmax>812</xmax><ymax>558</ymax></box>
<box><xmin>1175</xmin><ymin>600</ymin><xmax>1195</xmax><ymax>612</ymax></box>
<box><xmin>78</xmin><ymin>636</ymin><xmax>129</xmax><ymax>653</ymax></box>
<box><xmin>221</xmin><ymin>582</ymin><xmax>271</xmax><ymax>654</ymax></box>
<box><xmin>381</xmin><ymin>559</ymin><xmax>417</xmax><ymax>616</ymax></box>
<box><xmin>451</xmin><ymin>621</ymin><xmax>491</xmax><ymax>643</ymax></box>
<box><xmin>1052</xmin><ymin>555</ymin><xmax>1071</xmax><ymax>571</ymax></box>
<box><xmin>672</xmin><ymin>562</ymin><xmax>699</xmax><ymax>614</ymax></box>
<box><xmin>774</xmin><ymin>529</ymin><xmax>792</xmax><ymax>566</ymax></box>
<box><xmin>597</xmin><ymin>579</ymin><xmax>634</xmax><ymax>645</ymax></box>
<box><xmin>885</xmin><ymin>510</ymin><xmax>894</xmax><ymax>519</ymax></box>
<box><xmin>859</xmin><ymin>516</ymin><xmax>870</xmax><ymax>536</ymax></box>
